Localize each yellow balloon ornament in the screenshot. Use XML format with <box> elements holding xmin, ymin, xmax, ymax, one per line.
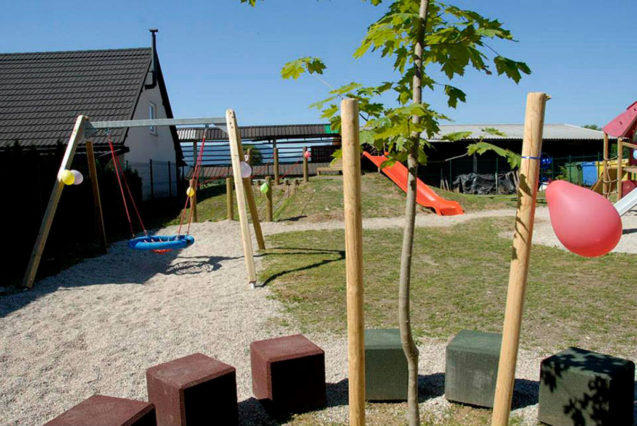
<box><xmin>60</xmin><ymin>169</ymin><xmax>75</xmax><ymax>185</ymax></box>
<box><xmin>186</xmin><ymin>186</ymin><xmax>195</xmax><ymax>198</ymax></box>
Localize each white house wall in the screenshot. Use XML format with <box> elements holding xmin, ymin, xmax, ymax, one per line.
<box><xmin>124</xmin><ymin>84</ymin><xmax>178</xmax><ymax>200</ymax></box>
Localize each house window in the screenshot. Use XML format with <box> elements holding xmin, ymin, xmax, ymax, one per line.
<box><xmin>149</xmin><ymin>102</ymin><xmax>157</xmax><ymax>135</ymax></box>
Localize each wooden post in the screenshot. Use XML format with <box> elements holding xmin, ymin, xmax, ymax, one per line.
<box><xmin>602</xmin><ymin>132</ymin><xmax>609</xmax><ymax>198</ymax></box>
<box><xmin>341</xmin><ymin>99</ymin><xmax>365</xmax><ymax>426</ymax></box>
<box><xmin>226</xmin><ymin>109</ymin><xmax>258</xmax><ymax>287</ymax></box>
<box><xmin>492</xmin><ymin>92</ymin><xmax>549</xmax><ymax>426</ymax></box>
<box><xmin>85</xmin><ymin>141</ymin><xmax>107</xmax><ymax>254</ymax></box>
<box><xmin>274</xmin><ymin>147</ymin><xmax>280</xmax><ymax>185</ymax></box>
<box><xmin>303</xmin><ymin>146</ymin><xmax>309</xmax><ymax>182</ymax></box>
<box><xmin>189</xmin><ymin>178</ymin><xmax>198</xmax><ymax>222</ymax></box>
<box><xmin>226</xmin><ymin>177</ymin><xmax>234</xmax><ymax>220</ymax></box>
<box><xmin>23</xmin><ymin>115</ymin><xmax>89</xmax><ymax>288</ymax></box>
<box><xmin>618</xmin><ymin>137</ymin><xmax>624</xmax><ymax>199</ymax></box>
<box><xmin>266</xmin><ymin>176</ymin><xmax>273</xmax><ymax>222</ymax></box>
<box><xmin>244</xmin><ymin>176</ymin><xmax>266</xmax><ymax>250</ymax></box>
<box><xmin>149</xmin><ymin>159</ymin><xmax>154</xmax><ymax>200</ymax></box>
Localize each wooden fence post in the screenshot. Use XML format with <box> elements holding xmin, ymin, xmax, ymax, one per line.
<box><xmin>274</xmin><ymin>147</ymin><xmax>280</xmax><ymax>185</ymax></box>
<box><xmin>266</xmin><ymin>176</ymin><xmax>273</xmax><ymax>222</ymax></box>
<box><xmin>341</xmin><ymin>98</ymin><xmax>365</xmax><ymax>426</ymax></box>
<box><xmin>303</xmin><ymin>146</ymin><xmax>309</xmax><ymax>182</ymax></box>
<box><xmin>22</xmin><ymin>115</ymin><xmax>89</xmax><ymax>288</ymax></box>
<box><xmin>491</xmin><ymin>92</ymin><xmax>549</xmax><ymax>426</ymax></box>
<box><xmin>226</xmin><ymin>177</ymin><xmax>234</xmax><ymax>220</ymax></box>
<box><xmin>86</xmin><ymin>141</ymin><xmax>107</xmax><ymax>254</ymax></box>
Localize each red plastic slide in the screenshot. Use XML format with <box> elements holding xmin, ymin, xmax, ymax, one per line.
<box><xmin>363</xmin><ymin>152</ymin><xmax>463</xmax><ymax>216</ymax></box>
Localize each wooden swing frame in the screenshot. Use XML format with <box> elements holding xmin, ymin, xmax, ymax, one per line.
<box><xmin>23</xmin><ymin>112</ymin><xmax>263</xmax><ymax>289</ymax></box>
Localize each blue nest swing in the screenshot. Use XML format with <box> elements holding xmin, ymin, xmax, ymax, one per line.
<box><xmin>128</xmin><ymin>235</ymin><xmax>195</xmax><ymax>251</ymax></box>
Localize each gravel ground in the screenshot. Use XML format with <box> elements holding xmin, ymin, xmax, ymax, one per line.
<box><xmin>1</xmin><ymin>207</ymin><xmax>635</xmax><ymax>425</ymax></box>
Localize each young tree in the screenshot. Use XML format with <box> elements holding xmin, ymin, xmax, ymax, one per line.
<box><xmin>244</xmin><ymin>1</ymin><xmax>529</xmax><ymax>423</ymax></box>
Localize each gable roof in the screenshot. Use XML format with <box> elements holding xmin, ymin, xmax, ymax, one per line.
<box><xmin>0</xmin><ymin>47</ymin><xmax>182</xmax><ymax>156</ymax></box>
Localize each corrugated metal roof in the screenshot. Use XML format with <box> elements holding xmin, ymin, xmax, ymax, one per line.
<box><xmin>0</xmin><ymin>48</ymin><xmax>152</xmax><ymax>148</ymax></box>
<box><xmin>431</xmin><ymin>124</ymin><xmax>610</xmax><ymax>141</ymax></box>
<box><xmin>177</xmin><ymin>123</ymin><xmax>336</xmax><ymax>141</ymax></box>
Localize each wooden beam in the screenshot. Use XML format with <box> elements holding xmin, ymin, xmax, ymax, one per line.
<box><xmin>85</xmin><ymin>141</ymin><xmax>107</xmax><ymax>254</ymax></box>
<box><xmin>23</xmin><ymin>115</ymin><xmax>89</xmax><ymax>288</ymax></box>
<box><xmin>492</xmin><ymin>92</ymin><xmax>549</xmax><ymax>426</ymax></box>
<box><xmin>226</xmin><ymin>109</ymin><xmax>257</xmax><ymax>287</ymax></box>
<box><xmin>341</xmin><ymin>99</ymin><xmax>365</xmax><ymax>426</ymax></box>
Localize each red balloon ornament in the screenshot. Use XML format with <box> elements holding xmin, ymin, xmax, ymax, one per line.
<box><xmin>546</xmin><ymin>180</ymin><xmax>622</xmax><ymax>257</ymax></box>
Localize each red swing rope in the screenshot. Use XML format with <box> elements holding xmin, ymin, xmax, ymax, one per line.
<box><xmin>107</xmin><ymin>131</ymin><xmax>147</xmax><ymax>237</ymax></box>
<box><xmin>177</xmin><ymin>128</ymin><xmax>208</xmax><ymax>236</ymax></box>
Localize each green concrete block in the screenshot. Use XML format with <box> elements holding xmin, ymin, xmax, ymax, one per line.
<box><xmin>445</xmin><ymin>329</ymin><xmax>501</xmax><ymax>408</ymax></box>
<box><xmin>364</xmin><ymin>329</ymin><xmax>407</xmax><ymax>401</ymax></box>
<box><xmin>538</xmin><ymin>347</ymin><xmax>634</xmax><ymax>426</ymax></box>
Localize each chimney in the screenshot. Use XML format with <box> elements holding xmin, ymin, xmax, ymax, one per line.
<box><xmin>146</xmin><ymin>28</ymin><xmax>159</xmax><ymax>88</ymax></box>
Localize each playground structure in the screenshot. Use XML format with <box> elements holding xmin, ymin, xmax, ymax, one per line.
<box><xmin>597</xmin><ymin>101</ymin><xmax>637</xmax><ymax>206</ymax></box>
<box><xmin>362</xmin><ymin>151</ymin><xmax>463</xmax><ymax>216</ymax></box>
<box><xmin>22</xmin><ymin>112</ymin><xmax>263</xmax><ymax>289</ymax></box>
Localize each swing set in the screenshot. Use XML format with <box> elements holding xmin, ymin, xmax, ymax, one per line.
<box><xmin>22</xmin><ymin>111</ymin><xmax>262</xmax><ymax>289</ymax></box>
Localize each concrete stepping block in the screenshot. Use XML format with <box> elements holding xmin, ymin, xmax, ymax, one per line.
<box><xmin>538</xmin><ymin>347</ymin><xmax>635</xmax><ymax>425</ymax></box>
<box><xmin>365</xmin><ymin>328</ymin><xmax>407</xmax><ymax>401</ymax></box>
<box><xmin>250</xmin><ymin>334</ymin><xmax>326</xmax><ymax>414</ymax></box>
<box><xmin>445</xmin><ymin>329</ymin><xmax>502</xmax><ymax>408</ymax></box>
<box><xmin>146</xmin><ymin>353</ymin><xmax>238</xmax><ymax>426</ymax></box>
<box><xmin>44</xmin><ymin>394</ymin><xmax>155</xmax><ymax>426</ymax></box>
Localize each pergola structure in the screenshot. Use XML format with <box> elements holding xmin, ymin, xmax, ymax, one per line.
<box><xmin>23</xmin><ymin>111</ymin><xmax>262</xmax><ymax>289</ymax></box>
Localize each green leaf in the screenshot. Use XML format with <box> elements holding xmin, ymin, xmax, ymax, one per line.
<box><xmin>467</xmin><ymin>141</ymin><xmax>521</xmax><ymax>169</ymax></box>
<box><xmin>443</xmin><ymin>85</ymin><xmax>467</xmax><ymax>108</ymax></box>
<box><xmin>281</xmin><ymin>57</ymin><xmax>326</xmax><ymax>80</ymax></box>
<box><xmin>493</xmin><ymin>56</ymin><xmax>531</xmax><ymax>83</ymax></box>
<box><xmin>443</xmin><ymin>131</ymin><xmax>472</xmax><ymax>142</ymax></box>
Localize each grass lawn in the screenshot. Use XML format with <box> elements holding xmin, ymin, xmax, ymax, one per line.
<box><xmin>160</xmin><ymin>173</ymin><xmax>521</xmax><ymax>226</ymax></box>
<box><xmin>261</xmin><ymin>217</ymin><xmax>637</xmax><ymax>355</ymax></box>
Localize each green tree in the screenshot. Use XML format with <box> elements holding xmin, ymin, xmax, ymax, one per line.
<box><xmin>244</xmin><ymin>1</ymin><xmax>529</xmax><ymax>423</ymax></box>
<box><xmin>582</xmin><ymin>124</ymin><xmax>601</xmax><ymax>130</ymax></box>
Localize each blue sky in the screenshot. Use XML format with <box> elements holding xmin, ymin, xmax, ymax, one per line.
<box><xmin>1</xmin><ymin>0</ymin><xmax>636</xmax><ymax>128</ymax></box>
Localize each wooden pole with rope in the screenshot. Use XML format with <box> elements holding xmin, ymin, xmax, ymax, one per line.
<box><xmin>491</xmin><ymin>92</ymin><xmax>549</xmax><ymax>426</ymax></box>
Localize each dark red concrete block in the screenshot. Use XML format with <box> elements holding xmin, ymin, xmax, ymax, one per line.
<box><xmin>250</xmin><ymin>334</ymin><xmax>326</xmax><ymax>414</ymax></box>
<box><xmin>44</xmin><ymin>394</ymin><xmax>155</xmax><ymax>426</ymax></box>
<box><xmin>146</xmin><ymin>353</ymin><xmax>237</xmax><ymax>426</ymax></box>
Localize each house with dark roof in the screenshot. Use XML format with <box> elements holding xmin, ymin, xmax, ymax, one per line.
<box><xmin>0</xmin><ymin>30</ymin><xmax>183</xmax><ymax>200</ymax></box>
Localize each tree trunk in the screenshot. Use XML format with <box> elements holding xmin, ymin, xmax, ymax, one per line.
<box><xmin>400</xmin><ymin>1</ymin><xmax>429</xmax><ymax>425</ymax></box>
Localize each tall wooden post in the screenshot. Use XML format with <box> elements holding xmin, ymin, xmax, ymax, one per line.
<box><xmin>227</xmin><ymin>109</ymin><xmax>258</xmax><ymax>287</ymax></box>
<box><xmin>618</xmin><ymin>137</ymin><xmax>624</xmax><ymax>199</ymax></box>
<box><xmin>244</xmin><ymin>177</ymin><xmax>266</xmax><ymax>250</ymax></box>
<box><xmin>602</xmin><ymin>132</ymin><xmax>609</xmax><ymax>198</ymax></box>
<box><xmin>341</xmin><ymin>99</ymin><xmax>365</xmax><ymax>426</ymax></box>
<box><xmin>189</xmin><ymin>178</ymin><xmax>198</xmax><ymax>222</ymax></box>
<box><xmin>23</xmin><ymin>115</ymin><xmax>89</xmax><ymax>288</ymax></box>
<box><xmin>85</xmin><ymin>141</ymin><xmax>107</xmax><ymax>254</ymax></box>
<box><xmin>303</xmin><ymin>146</ymin><xmax>309</xmax><ymax>182</ymax></box>
<box><xmin>273</xmin><ymin>147</ymin><xmax>280</xmax><ymax>185</ymax></box>
<box><xmin>226</xmin><ymin>177</ymin><xmax>234</xmax><ymax>220</ymax></box>
<box><xmin>265</xmin><ymin>176</ymin><xmax>273</xmax><ymax>222</ymax></box>
<box><xmin>492</xmin><ymin>92</ymin><xmax>549</xmax><ymax>426</ymax></box>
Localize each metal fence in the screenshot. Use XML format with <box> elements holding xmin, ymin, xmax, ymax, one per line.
<box><xmin>127</xmin><ymin>159</ymin><xmax>179</xmax><ymax>200</ymax></box>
